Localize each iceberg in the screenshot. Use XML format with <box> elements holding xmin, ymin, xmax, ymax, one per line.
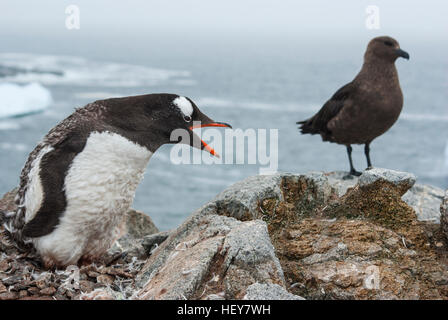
<box><xmin>0</xmin><ymin>82</ymin><xmax>52</xmax><ymax>119</ymax></box>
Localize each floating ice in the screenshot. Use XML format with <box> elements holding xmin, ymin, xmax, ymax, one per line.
<box><xmin>0</xmin><ymin>53</ymin><xmax>192</xmax><ymax>87</ymax></box>
<box><xmin>0</xmin><ymin>121</ymin><xmax>20</xmax><ymax>130</ymax></box>
<box><xmin>0</xmin><ymin>82</ymin><xmax>52</xmax><ymax>119</ymax></box>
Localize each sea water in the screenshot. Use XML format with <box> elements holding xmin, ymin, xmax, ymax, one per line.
<box><xmin>0</xmin><ymin>35</ymin><xmax>447</xmax><ymax>230</ymax></box>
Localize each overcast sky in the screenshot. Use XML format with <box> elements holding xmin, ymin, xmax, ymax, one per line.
<box><xmin>1</xmin><ymin>0</ymin><xmax>446</xmax><ymax>41</ymax></box>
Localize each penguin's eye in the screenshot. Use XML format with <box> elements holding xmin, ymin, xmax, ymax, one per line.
<box><xmin>184</xmin><ymin>115</ymin><xmax>192</xmax><ymax>122</ymax></box>
<box><xmin>384</xmin><ymin>41</ymin><xmax>393</xmax><ymax>47</ymax></box>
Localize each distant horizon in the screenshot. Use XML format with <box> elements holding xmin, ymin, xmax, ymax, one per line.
<box><xmin>0</xmin><ymin>35</ymin><xmax>445</xmax><ymax>77</ymax></box>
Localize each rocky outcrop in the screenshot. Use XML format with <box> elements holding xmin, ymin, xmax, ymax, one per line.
<box><xmin>136</xmin><ymin>215</ymin><xmax>286</xmax><ymax>300</ymax></box>
<box><xmin>199</xmin><ymin>168</ymin><xmax>448</xmax><ymax>299</ymax></box>
<box><xmin>441</xmin><ymin>191</ymin><xmax>448</xmax><ymax>241</ymax></box>
<box><xmin>1</xmin><ymin>167</ymin><xmax>447</xmax><ymax>300</ymax></box>
<box><xmin>326</xmin><ymin>171</ymin><xmax>444</xmax><ymax>223</ymax></box>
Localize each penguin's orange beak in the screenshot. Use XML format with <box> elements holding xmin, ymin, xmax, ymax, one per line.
<box><xmin>189</xmin><ymin>122</ymin><xmax>232</xmax><ymax>158</ymax></box>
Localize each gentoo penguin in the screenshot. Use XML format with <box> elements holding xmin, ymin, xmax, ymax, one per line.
<box><xmin>1</xmin><ymin>93</ymin><xmax>231</xmax><ymax>268</ymax></box>
<box><xmin>297</xmin><ymin>36</ymin><xmax>409</xmax><ymax>176</ymax></box>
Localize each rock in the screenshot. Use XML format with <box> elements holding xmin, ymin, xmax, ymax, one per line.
<box><xmin>184</xmin><ymin>169</ymin><xmax>446</xmax><ymax>300</ymax></box>
<box><xmin>97</xmin><ymin>275</ymin><xmax>114</xmax><ymax>286</ymax></box>
<box><xmin>79</xmin><ymin>280</ymin><xmax>95</xmax><ymax>293</ymax></box>
<box><xmin>125</xmin><ymin>209</ymin><xmax>159</xmax><ymax>238</ymax></box>
<box><xmin>27</xmin><ymin>287</ymin><xmax>40</xmax><ymax>295</ymax></box>
<box><xmin>0</xmin><ymin>291</ymin><xmax>18</xmax><ymax>300</ymax></box>
<box><xmin>244</xmin><ymin>283</ymin><xmax>304</xmax><ymax>300</ymax></box>
<box><xmin>1</xmin><ymin>168</ymin><xmax>447</xmax><ymax>300</ymax></box>
<box><xmin>40</xmin><ymin>287</ymin><xmax>56</xmax><ymax>296</ymax></box>
<box><xmin>221</xmin><ymin>220</ymin><xmax>285</xmax><ymax>299</ymax></box>
<box><xmin>79</xmin><ymin>288</ymin><xmax>118</xmax><ymax>300</ymax></box>
<box><xmin>18</xmin><ymin>290</ymin><xmax>28</xmax><ymax>298</ymax></box>
<box><xmin>34</xmin><ymin>273</ymin><xmax>51</xmax><ymax>289</ymax></box>
<box><xmin>137</xmin><ymin>215</ymin><xmax>231</xmax><ymax>300</ymax></box>
<box><xmin>358</xmin><ymin>168</ymin><xmax>416</xmax><ymax>196</ymax></box>
<box><xmin>141</xmin><ymin>231</ymin><xmax>171</xmax><ymax>254</ymax></box>
<box><xmin>3</xmin><ymin>275</ymin><xmax>24</xmax><ymax>286</ymax></box>
<box><xmin>109</xmin><ymin>234</ymin><xmax>147</xmax><ymax>262</ymax></box>
<box><xmin>441</xmin><ymin>190</ymin><xmax>448</xmax><ymax>241</ymax></box>
<box><xmin>87</xmin><ymin>270</ymin><xmax>100</xmax><ymax>278</ymax></box>
<box><xmin>326</xmin><ymin>170</ymin><xmax>444</xmax><ymax>223</ymax></box>
<box><xmin>107</xmin><ymin>209</ymin><xmax>160</xmax><ymax>261</ymax></box>
<box><xmin>206</xmin><ymin>174</ymin><xmax>284</xmax><ymax>221</ymax></box>
<box><xmin>277</xmin><ymin>218</ymin><xmax>448</xmax><ymax>299</ymax></box>
<box><xmin>0</xmin><ymin>259</ymin><xmax>10</xmax><ymax>272</ymax></box>
<box><xmin>207</xmin><ymin>172</ymin><xmax>337</xmax><ymax>222</ymax></box>
<box><xmin>403</xmin><ymin>184</ymin><xmax>444</xmax><ymax>223</ymax></box>
<box><xmin>136</xmin><ymin>215</ymin><xmax>285</xmax><ymax>300</ymax></box>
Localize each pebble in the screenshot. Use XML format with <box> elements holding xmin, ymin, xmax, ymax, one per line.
<box><xmin>0</xmin><ymin>259</ymin><xmax>10</xmax><ymax>272</ymax></box>
<box><xmin>97</xmin><ymin>274</ymin><xmax>114</xmax><ymax>285</ymax></box>
<box><xmin>19</xmin><ymin>290</ymin><xmax>28</xmax><ymax>298</ymax></box>
<box><xmin>0</xmin><ymin>281</ymin><xmax>6</xmax><ymax>293</ymax></box>
<box><xmin>40</xmin><ymin>287</ymin><xmax>56</xmax><ymax>296</ymax></box>
<box><xmin>0</xmin><ymin>291</ymin><xmax>18</xmax><ymax>300</ymax></box>
<box><xmin>27</xmin><ymin>287</ymin><xmax>40</xmax><ymax>295</ymax></box>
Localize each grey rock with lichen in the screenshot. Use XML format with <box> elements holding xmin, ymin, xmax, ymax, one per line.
<box><xmin>207</xmin><ymin>174</ymin><xmax>283</xmax><ymax>220</ymax></box>
<box><xmin>135</xmin><ymin>215</ymin><xmax>285</xmax><ymax>300</ymax></box>
<box><xmin>207</xmin><ymin>172</ymin><xmax>336</xmax><ymax>221</ymax></box>
<box><xmin>125</xmin><ymin>209</ymin><xmax>159</xmax><ymax>238</ymax></box>
<box><xmin>1</xmin><ymin>167</ymin><xmax>447</xmax><ymax>300</ymax></box>
<box><xmin>403</xmin><ymin>184</ymin><xmax>444</xmax><ymax>223</ymax></box>
<box><xmin>108</xmin><ymin>209</ymin><xmax>159</xmax><ymax>259</ymax></box>
<box><xmin>222</xmin><ymin>221</ymin><xmax>281</xmax><ymax>269</ymax></box>
<box><xmin>141</xmin><ymin>231</ymin><xmax>171</xmax><ymax>254</ymax></box>
<box><xmin>358</xmin><ymin>167</ymin><xmax>416</xmax><ymax>195</ymax></box>
<box><xmin>326</xmin><ymin>170</ymin><xmax>443</xmax><ymax>223</ymax></box>
<box><xmin>220</xmin><ymin>220</ymin><xmax>286</xmax><ymax>299</ymax></box>
<box><xmin>244</xmin><ymin>283</ymin><xmax>305</xmax><ymax>300</ymax></box>
<box><xmin>210</xmin><ymin>169</ymin><xmax>442</xmax><ymax>224</ymax></box>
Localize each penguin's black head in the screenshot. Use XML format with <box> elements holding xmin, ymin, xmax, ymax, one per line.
<box><xmin>102</xmin><ymin>93</ymin><xmax>232</xmax><ymax>155</ymax></box>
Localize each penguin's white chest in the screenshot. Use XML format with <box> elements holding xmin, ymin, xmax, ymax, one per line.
<box><xmin>34</xmin><ymin>131</ymin><xmax>152</xmax><ymax>265</ymax></box>
<box><xmin>64</xmin><ymin>131</ymin><xmax>152</xmax><ymax>215</ymax></box>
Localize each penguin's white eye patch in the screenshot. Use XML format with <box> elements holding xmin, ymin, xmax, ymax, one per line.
<box><xmin>173</xmin><ymin>96</ymin><xmax>193</xmax><ymax>118</ymax></box>
<box><xmin>184</xmin><ymin>115</ymin><xmax>192</xmax><ymax>122</ymax></box>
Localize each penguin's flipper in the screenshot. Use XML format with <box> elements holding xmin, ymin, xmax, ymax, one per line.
<box><xmin>22</xmin><ymin>133</ymin><xmax>88</xmax><ymax>238</ymax></box>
